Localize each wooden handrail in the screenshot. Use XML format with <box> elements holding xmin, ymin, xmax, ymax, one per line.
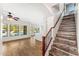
<box><xmin>42</xmin><ymin>29</ymin><xmax>52</xmax><ymax>56</ymax></box>
<box><xmin>42</xmin><ymin>36</ymin><xmax>45</xmax><ymax>56</ymax></box>
<box><xmin>45</xmin><ymin>10</ymin><xmax>64</xmax><ymax>38</ymax></box>
<box><xmin>45</xmin><ymin>27</ymin><xmax>53</xmax><ymax>38</ymax></box>
<box><xmin>53</xmin><ymin>11</ymin><xmax>64</xmax><ymax>28</ymax></box>
<box><xmin>42</xmin><ymin>9</ymin><xmax>65</xmax><ymax>56</ymax></box>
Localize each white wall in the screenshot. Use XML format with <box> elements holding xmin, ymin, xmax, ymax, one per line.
<box><xmin>76</xmin><ymin>4</ymin><xmax>79</xmax><ymax>53</ymax></box>
<box><xmin>0</xmin><ymin>5</ymin><xmax>3</xmax><ymax>55</ymax></box>
<box><xmin>46</xmin><ymin>4</ymin><xmax>64</xmax><ymax>38</ymax></box>
<box><xmin>53</xmin><ymin>4</ymin><xmax>64</xmax><ymax>37</ymax></box>
<box><xmin>1</xmin><ymin>3</ymin><xmax>51</xmax><ymax>25</ymax></box>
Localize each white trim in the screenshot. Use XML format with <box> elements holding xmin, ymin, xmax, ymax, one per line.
<box><xmin>2</xmin><ymin>35</ymin><xmax>32</xmax><ymax>42</ymax></box>
<box><xmin>0</xmin><ymin>15</ymin><xmax>3</xmax><ymax>56</ymax></box>
<box><xmin>56</xmin><ymin>37</ymin><xmax>76</xmax><ymax>43</ymax></box>
<box><xmin>53</xmin><ymin>43</ymin><xmax>77</xmax><ymax>49</ymax></box>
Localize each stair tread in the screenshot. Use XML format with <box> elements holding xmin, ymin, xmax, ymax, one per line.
<box><xmin>58</xmin><ymin>31</ymin><xmax>76</xmax><ymax>33</ymax></box>
<box><xmin>59</xmin><ymin>26</ymin><xmax>76</xmax><ymax>28</ymax></box>
<box><xmin>60</xmin><ymin>24</ymin><xmax>75</xmax><ymax>25</ymax></box>
<box><xmin>62</xmin><ymin>19</ymin><xmax>74</xmax><ymax>20</ymax></box>
<box><xmin>53</xmin><ymin>42</ymin><xmax>77</xmax><ymax>49</ymax></box>
<box><xmin>64</xmin><ymin>14</ymin><xmax>74</xmax><ymax>17</ymax></box>
<box><xmin>62</xmin><ymin>20</ymin><xmax>75</xmax><ymax>23</ymax></box>
<box><xmin>57</xmin><ymin>34</ymin><xmax>76</xmax><ymax>37</ymax></box>
<box><xmin>59</xmin><ymin>28</ymin><xmax>76</xmax><ymax>30</ymax></box>
<box><xmin>49</xmin><ymin>46</ymin><xmax>76</xmax><ymax>56</ymax></box>
<box><xmin>60</xmin><ymin>26</ymin><xmax>75</xmax><ymax>28</ymax></box>
<box><xmin>52</xmin><ymin>43</ymin><xmax>78</xmax><ymax>55</ymax></box>
<box><xmin>55</xmin><ymin>37</ymin><xmax>77</xmax><ymax>47</ymax></box>
<box><xmin>57</xmin><ymin>35</ymin><xmax>76</xmax><ymax>39</ymax></box>
<box><xmin>59</xmin><ymin>29</ymin><xmax>76</xmax><ymax>32</ymax></box>
<box><xmin>63</xmin><ymin>16</ymin><xmax>74</xmax><ymax>19</ymax></box>
<box><xmin>60</xmin><ymin>26</ymin><xmax>76</xmax><ymax>28</ymax></box>
<box><xmin>57</xmin><ymin>31</ymin><xmax>76</xmax><ymax>36</ymax></box>
<box><xmin>56</xmin><ymin>36</ymin><xmax>76</xmax><ymax>41</ymax></box>
<box><xmin>62</xmin><ymin>21</ymin><xmax>75</xmax><ymax>23</ymax></box>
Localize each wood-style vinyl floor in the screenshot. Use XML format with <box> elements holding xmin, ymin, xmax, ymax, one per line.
<box><xmin>3</xmin><ymin>38</ymin><xmax>42</xmax><ymax>56</ymax></box>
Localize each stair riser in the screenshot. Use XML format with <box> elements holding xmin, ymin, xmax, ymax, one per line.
<box><xmin>62</xmin><ymin>20</ymin><xmax>75</xmax><ymax>22</ymax></box>
<box><xmin>59</xmin><ymin>29</ymin><xmax>76</xmax><ymax>32</ymax></box>
<box><xmin>63</xmin><ymin>17</ymin><xmax>74</xmax><ymax>18</ymax></box>
<box><xmin>49</xmin><ymin>47</ymin><xmax>70</xmax><ymax>56</ymax></box>
<box><xmin>61</xmin><ymin>23</ymin><xmax>75</xmax><ymax>25</ymax></box>
<box><xmin>61</xmin><ymin>24</ymin><xmax>75</xmax><ymax>25</ymax></box>
<box><xmin>56</xmin><ymin>35</ymin><xmax>76</xmax><ymax>40</ymax></box>
<box><xmin>63</xmin><ymin>18</ymin><xmax>74</xmax><ymax>20</ymax></box>
<box><xmin>62</xmin><ymin>23</ymin><xmax>75</xmax><ymax>24</ymax></box>
<box><xmin>59</xmin><ymin>28</ymin><xmax>76</xmax><ymax>30</ymax></box>
<box><xmin>62</xmin><ymin>21</ymin><xmax>75</xmax><ymax>23</ymax></box>
<box><xmin>63</xmin><ymin>17</ymin><xmax>75</xmax><ymax>20</ymax></box>
<box><xmin>57</xmin><ymin>32</ymin><xmax>76</xmax><ymax>35</ymax></box>
<box><xmin>60</xmin><ymin>25</ymin><xmax>76</xmax><ymax>29</ymax></box>
<box><xmin>52</xmin><ymin>44</ymin><xmax>78</xmax><ymax>55</ymax></box>
<box><xmin>54</xmin><ymin>39</ymin><xmax>76</xmax><ymax>47</ymax></box>
<box><xmin>60</xmin><ymin>26</ymin><xmax>75</xmax><ymax>28</ymax></box>
<box><xmin>57</xmin><ymin>34</ymin><xmax>76</xmax><ymax>37</ymax></box>
<box><xmin>58</xmin><ymin>31</ymin><xmax>76</xmax><ymax>36</ymax></box>
<box><xmin>57</xmin><ymin>35</ymin><xmax>76</xmax><ymax>38</ymax></box>
<box><xmin>64</xmin><ymin>14</ymin><xmax>74</xmax><ymax>17</ymax></box>
<box><xmin>60</xmin><ymin>28</ymin><xmax>76</xmax><ymax>30</ymax></box>
<box><xmin>60</xmin><ymin>26</ymin><xmax>76</xmax><ymax>28</ymax></box>
<box><xmin>64</xmin><ymin>15</ymin><xmax>74</xmax><ymax>17</ymax></box>
<box><xmin>60</xmin><ymin>25</ymin><xmax>75</xmax><ymax>27</ymax></box>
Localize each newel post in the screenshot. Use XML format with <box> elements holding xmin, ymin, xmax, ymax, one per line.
<box><xmin>42</xmin><ymin>36</ymin><xmax>45</xmax><ymax>56</ymax></box>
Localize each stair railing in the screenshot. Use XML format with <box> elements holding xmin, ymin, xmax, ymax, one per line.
<box><xmin>42</xmin><ymin>9</ymin><xmax>65</xmax><ymax>56</ymax></box>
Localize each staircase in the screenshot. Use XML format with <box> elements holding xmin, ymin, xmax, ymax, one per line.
<box><xmin>49</xmin><ymin>14</ymin><xmax>78</xmax><ymax>56</ymax></box>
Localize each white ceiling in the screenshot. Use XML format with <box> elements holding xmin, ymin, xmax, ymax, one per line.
<box><xmin>0</xmin><ymin>3</ymin><xmax>58</xmax><ymax>25</ymax></box>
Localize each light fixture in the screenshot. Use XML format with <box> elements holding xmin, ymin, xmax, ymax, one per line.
<box><xmin>8</xmin><ymin>12</ymin><xmax>13</xmax><ymax>18</ymax></box>
<box><xmin>13</xmin><ymin>17</ymin><xmax>19</xmax><ymax>21</ymax></box>
<box><xmin>7</xmin><ymin>12</ymin><xmax>20</xmax><ymax>21</ymax></box>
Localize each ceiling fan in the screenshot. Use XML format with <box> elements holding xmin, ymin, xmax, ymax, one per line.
<box><xmin>7</xmin><ymin>12</ymin><xmax>19</xmax><ymax>21</ymax></box>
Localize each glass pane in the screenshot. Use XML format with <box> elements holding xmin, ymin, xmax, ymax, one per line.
<box><xmin>35</xmin><ymin>27</ymin><xmax>39</xmax><ymax>33</ymax></box>
<box><xmin>19</xmin><ymin>25</ymin><xmax>27</xmax><ymax>35</ymax></box>
<box><xmin>23</xmin><ymin>26</ymin><xmax>27</xmax><ymax>35</ymax></box>
<box><xmin>30</xmin><ymin>26</ymin><xmax>34</xmax><ymax>34</ymax></box>
<box><xmin>19</xmin><ymin>26</ymin><xmax>23</xmax><ymax>35</ymax></box>
<box><xmin>10</xmin><ymin>25</ymin><xmax>19</xmax><ymax>36</ymax></box>
<box><xmin>2</xmin><ymin>24</ymin><xmax>8</xmax><ymax>37</ymax></box>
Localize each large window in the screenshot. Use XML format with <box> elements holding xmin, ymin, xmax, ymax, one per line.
<box><xmin>2</xmin><ymin>24</ymin><xmax>8</xmax><ymax>37</ymax></box>
<box><xmin>10</xmin><ymin>25</ymin><xmax>19</xmax><ymax>36</ymax></box>
<box><xmin>2</xmin><ymin>24</ymin><xmax>27</xmax><ymax>37</ymax></box>
<box><xmin>66</xmin><ymin>3</ymin><xmax>76</xmax><ymax>14</ymax></box>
